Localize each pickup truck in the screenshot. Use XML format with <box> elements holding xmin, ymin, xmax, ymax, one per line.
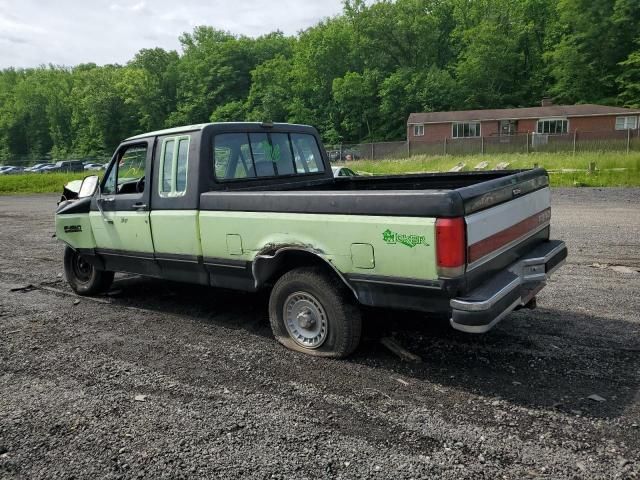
<box><xmin>55</xmin><ymin>122</ymin><xmax>567</xmax><ymax>358</ymax></box>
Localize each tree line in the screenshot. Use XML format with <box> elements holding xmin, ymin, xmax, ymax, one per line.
<box><xmin>1</xmin><ymin>0</ymin><xmax>639</xmax><ymax>161</ymax></box>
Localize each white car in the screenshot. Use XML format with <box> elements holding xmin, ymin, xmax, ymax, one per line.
<box><xmin>331</xmin><ymin>166</ymin><xmax>358</xmax><ymax>177</ymax></box>
<box><xmin>0</xmin><ymin>166</ymin><xmax>24</xmax><ymax>175</ymax></box>
<box><xmin>84</xmin><ymin>163</ymin><xmax>105</xmax><ymax>171</ymax></box>
<box><xmin>25</xmin><ymin>163</ymin><xmax>54</xmax><ymax>173</ymax></box>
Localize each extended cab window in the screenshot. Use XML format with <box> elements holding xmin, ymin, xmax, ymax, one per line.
<box><xmin>214</xmin><ymin>132</ymin><xmax>324</xmax><ymax>181</ymax></box>
<box><xmin>102</xmin><ymin>145</ymin><xmax>147</xmax><ymax>195</ymax></box>
<box><xmin>159</xmin><ymin>135</ymin><xmax>190</xmax><ymax>197</ymax></box>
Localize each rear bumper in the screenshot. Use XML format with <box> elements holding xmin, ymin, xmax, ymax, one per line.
<box><xmin>450</xmin><ymin>240</ymin><xmax>567</xmax><ymax>333</ymax></box>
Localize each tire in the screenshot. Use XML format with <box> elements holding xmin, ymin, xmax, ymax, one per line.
<box><xmin>268</xmin><ymin>267</ymin><xmax>362</xmax><ymax>358</ymax></box>
<box><xmin>63</xmin><ymin>246</ymin><xmax>114</xmax><ymax>296</ymax></box>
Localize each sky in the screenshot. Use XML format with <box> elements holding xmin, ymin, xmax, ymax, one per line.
<box><xmin>0</xmin><ymin>0</ymin><xmax>345</xmax><ymax>68</ymax></box>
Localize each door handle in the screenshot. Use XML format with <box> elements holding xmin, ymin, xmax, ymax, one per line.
<box><xmin>132</xmin><ymin>202</ymin><xmax>147</xmax><ymax>211</ymax></box>
<box><xmin>100</xmin><ymin>197</ymin><xmax>115</xmax><ymax>203</ymax></box>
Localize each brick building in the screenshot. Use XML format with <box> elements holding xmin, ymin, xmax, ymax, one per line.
<box><xmin>407</xmin><ymin>102</ymin><xmax>640</xmax><ymax>143</ymax></box>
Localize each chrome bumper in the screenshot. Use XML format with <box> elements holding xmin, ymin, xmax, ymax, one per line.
<box><xmin>450</xmin><ymin>240</ymin><xmax>567</xmax><ymax>333</ymax></box>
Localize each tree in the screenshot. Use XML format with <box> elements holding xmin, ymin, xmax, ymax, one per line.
<box><xmin>246</xmin><ymin>55</ymin><xmax>294</xmax><ymax>122</ymax></box>
<box><xmin>618</xmin><ymin>43</ymin><xmax>640</xmax><ymax>107</ymax></box>
<box><xmin>129</xmin><ymin>48</ymin><xmax>180</xmax><ymax>129</ymax></box>
<box><xmin>546</xmin><ymin>0</ymin><xmax>640</xmax><ymax>104</ymax></box>
<box><xmin>332</xmin><ymin>70</ymin><xmax>381</xmax><ymax>141</ymax></box>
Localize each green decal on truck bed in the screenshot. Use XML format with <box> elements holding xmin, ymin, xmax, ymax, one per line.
<box><xmin>382</xmin><ymin>229</ymin><xmax>429</xmax><ymax>248</ymax></box>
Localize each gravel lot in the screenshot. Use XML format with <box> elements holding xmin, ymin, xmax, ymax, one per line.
<box><xmin>1</xmin><ymin>188</ymin><xmax>639</xmax><ymax>479</ymax></box>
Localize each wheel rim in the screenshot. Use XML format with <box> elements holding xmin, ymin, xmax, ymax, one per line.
<box><xmin>283</xmin><ymin>291</ymin><xmax>328</xmax><ymax>349</ymax></box>
<box><xmin>72</xmin><ymin>252</ymin><xmax>92</xmax><ymax>284</ymax></box>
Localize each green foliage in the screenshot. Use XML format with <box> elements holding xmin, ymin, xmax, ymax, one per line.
<box><xmin>618</xmin><ymin>43</ymin><xmax>640</xmax><ymax>107</ymax></box>
<box><xmin>547</xmin><ymin>0</ymin><xmax>640</xmax><ymax>104</ymax></box>
<box><xmin>1</xmin><ymin>0</ymin><xmax>639</xmax><ymax>161</ymax></box>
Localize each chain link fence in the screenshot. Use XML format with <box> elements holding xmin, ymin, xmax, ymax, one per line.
<box><xmin>325</xmin><ymin>141</ymin><xmax>408</xmax><ymax>162</ymax></box>
<box><xmin>327</xmin><ymin>129</ymin><xmax>640</xmax><ymax>162</ymax></box>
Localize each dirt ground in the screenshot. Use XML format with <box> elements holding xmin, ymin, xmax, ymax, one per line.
<box><xmin>1</xmin><ymin>188</ymin><xmax>639</xmax><ymax>479</ymax></box>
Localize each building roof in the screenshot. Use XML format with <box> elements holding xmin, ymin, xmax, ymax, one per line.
<box><xmin>408</xmin><ymin>104</ymin><xmax>640</xmax><ymax>124</ymax></box>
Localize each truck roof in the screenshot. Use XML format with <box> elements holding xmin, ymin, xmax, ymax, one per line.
<box><xmin>125</xmin><ymin>122</ymin><xmax>314</xmax><ymax>142</ymax></box>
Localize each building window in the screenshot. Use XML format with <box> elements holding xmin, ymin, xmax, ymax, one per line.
<box><xmin>452</xmin><ymin>122</ymin><xmax>480</xmax><ymax>138</ymax></box>
<box><xmin>537</xmin><ymin>118</ymin><xmax>568</xmax><ymax>134</ymax></box>
<box><xmin>615</xmin><ymin>116</ymin><xmax>638</xmax><ymax>130</ymax></box>
<box><xmin>413</xmin><ymin>124</ymin><xmax>424</xmax><ymax>137</ymax></box>
<box><xmin>500</xmin><ymin>120</ymin><xmax>517</xmax><ymax>136</ymax></box>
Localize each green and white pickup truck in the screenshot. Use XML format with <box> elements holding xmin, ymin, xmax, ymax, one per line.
<box><xmin>56</xmin><ymin>122</ymin><xmax>567</xmax><ymax>357</ymax></box>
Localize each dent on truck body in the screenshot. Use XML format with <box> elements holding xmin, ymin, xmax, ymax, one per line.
<box><xmin>251</xmin><ymin>243</ymin><xmax>358</xmax><ymax>298</ymax></box>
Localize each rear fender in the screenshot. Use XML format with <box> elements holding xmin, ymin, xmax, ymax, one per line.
<box><xmin>252</xmin><ymin>246</ymin><xmax>358</xmax><ymax>300</ymax></box>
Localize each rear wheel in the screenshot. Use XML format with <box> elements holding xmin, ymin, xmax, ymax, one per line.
<box><xmin>63</xmin><ymin>246</ymin><xmax>114</xmax><ymax>295</ymax></box>
<box><xmin>268</xmin><ymin>267</ymin><xmax>361</xmax><ymax>358</ymax></box>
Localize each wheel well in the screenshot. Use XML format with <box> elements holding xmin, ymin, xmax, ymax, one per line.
<box><xmin>252</xmin><ymin>248</ymin><xmax>357</xmax><ymax>299</ymax></box>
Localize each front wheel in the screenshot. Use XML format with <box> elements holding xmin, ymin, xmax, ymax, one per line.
<box><xmin>268</xmin><ymin>267</ymin><xmax>362</xmax><ymax>358</ymax></box>
<box><xmin>63</xmin><ymin>246</ymin><xmax>114</xmax><ymax>296</ymax></box>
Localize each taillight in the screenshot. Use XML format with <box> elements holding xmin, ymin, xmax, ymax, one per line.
<box><xmin>435</xmin><ymin>217</ymin><xmax>466</xmax><ymax>277</ymax></box>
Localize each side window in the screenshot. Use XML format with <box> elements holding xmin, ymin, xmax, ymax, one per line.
<box><xmin>213</xmin><ymin>132</ymin><xmax>324</xmax><ymax>181</ymax></box>
<box><xmin>102</xmin><ymin>144</ymin><xmax>147</xmax><ymax>195</ymax></box>
<box><xmin>102</xmin><ymin>163</ymin><xmax>117</xmax><ymax>195</ymax></box>
<box><xmin>162</xmin><ymin>140</ymin><xmax>174</xmax><ymax>193</ymax></box>
<box><xmin>159</xmin><ymin>135</ymin><xmax>190</xmax><ymax>197</ymax></box>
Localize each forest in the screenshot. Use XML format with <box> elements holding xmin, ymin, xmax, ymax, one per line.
<box><xmin>1</xmin><ymin>0</ymin><xmax>639</xmax><ymax>161</ymax></box>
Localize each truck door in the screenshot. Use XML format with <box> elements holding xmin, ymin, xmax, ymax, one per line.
<box><xmin>90</xmin><ymin>140</ymin><xmax>156</xmax><ymax>273</ymax></box>
<box><xmin>148</xmin><ymin>133</ymin><xmax>208</xmax><ymax>284</ymax></box>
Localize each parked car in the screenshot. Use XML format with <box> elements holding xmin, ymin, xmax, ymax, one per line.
<box><xmin>0</xmin><ymin>166</ymin><xmax>24</xmax><ymax>175</ymax></box>
<box><xmin>84</xmin><ymin>163</ymin><xmax>105</xmax><ymax>171</ymax></box>
<box><xmin>56</xmin><ymin>122</ymin><xmax>566</xmax><ymax>358</ymax></box>
<box><xmin>332</xmin><ymin>166</ymin><xmax>358</xmax><ymax>177</ymax></box>
<box><xmin>44</xmin><ymin>160</ymin><xmax>84</xmax><ymax>173</ymax></box>
<box><xmin>25</xmin><ymin>163</ymin><xmax>54</xmax><ymax>173</ymax></box>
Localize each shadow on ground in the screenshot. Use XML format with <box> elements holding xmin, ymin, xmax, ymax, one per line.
<box><xmin>99</xmin><ymin>274</ymin><xmax>640</xmax><ymax>420</ymax></box>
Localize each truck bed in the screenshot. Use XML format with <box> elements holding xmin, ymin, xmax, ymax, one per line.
<box><xmin>201</xmin><ymin>169</ymin><xmax>548</xmax><ymax>218</ymax></box>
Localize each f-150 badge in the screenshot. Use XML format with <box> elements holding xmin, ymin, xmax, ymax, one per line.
<box><xmin>63</xmin><ymin>225</ymin><xmax>82</xmax><ymax>233</ymax></box>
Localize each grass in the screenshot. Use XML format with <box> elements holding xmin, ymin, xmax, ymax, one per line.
<box><xmin>342</xmin><ymin>151</ymin><xmax>640</xmax><ymax>187</ymax></box>
<box><xmin>1</xmin><ymin>152</ymin><xmax>639</xmax><ymax>194</ymax></box>
<box><xmin>0</xmin><ymin>172</ymin><xmax>88</xmax><ymax>195</ymax></box>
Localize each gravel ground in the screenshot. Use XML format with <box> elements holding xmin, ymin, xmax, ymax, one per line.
<box><xmin>1</xmin><ymin>188</ymin><xmax>639</xmax><ymax>479</ymax></box>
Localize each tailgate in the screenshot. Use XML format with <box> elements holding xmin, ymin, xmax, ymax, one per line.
<box><xmin>458</xmin><ymin>169</ymin><xmax>552</xmax><ymax>273</ymax></box>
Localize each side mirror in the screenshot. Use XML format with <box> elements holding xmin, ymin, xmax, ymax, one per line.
<box><xmin>78</xmin><ymin>175</ymin><xmax>99</xmax><ymax>198</ymax></box>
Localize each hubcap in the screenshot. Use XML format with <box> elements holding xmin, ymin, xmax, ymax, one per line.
<box><xmin>283</xmin><ymin>291</ymin><xmax>328</xmax><ymax>349</ymax></box>
<box><xmin>72</xmin><ymin>252</ymin><xmax>92</xmax><ymax>283</ymax></box>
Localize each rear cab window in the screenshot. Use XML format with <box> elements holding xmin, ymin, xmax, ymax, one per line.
<box><xmin>214</xmin><ymin>132</ymin><xmax>324</xmax><ymax>181</ymax></box>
